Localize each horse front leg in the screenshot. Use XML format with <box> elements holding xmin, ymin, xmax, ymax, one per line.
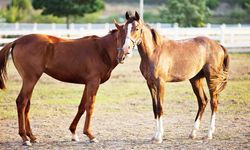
<box><xmin>69</xmin><ymin>87</ymin><xmax>87</xmax><ymax>142</ymax></box>
<box><xmin>83</xmin><ymin>78</ymin><xmax>100</xmax><ymax>143</ymax></box>
<box><xmin>147</xmin><ymin>78</ymin><xmax>165</xmax><ymax>144</ymax></box>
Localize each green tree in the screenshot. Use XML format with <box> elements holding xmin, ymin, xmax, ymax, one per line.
<box><xmin>11</xmin><ymin>0</ymin><xmax>32</xmax><ymax>10</ymax></box>
<box><xmin>160</xmin><ymin>0</ymin><xmax>210</xmax><ymax>27</ymax></box>
<box><xmin>240</xmin><ymin>0</ymin><xmax>250</xmax><ymax>11</ymax></box>
<box><xmin>0</xmin><ymin>0</ymin><xmax>32</xmax><ymax>22</ymax></box>
<box><xmin>32</xmin><ymin>0</ymin><xmax>104</xmax><ymax>29</ymax></box>
<box><xmin>206</xmin><ymin>0</ymin><xmax>219</xmax><ymax>9</ymax></box>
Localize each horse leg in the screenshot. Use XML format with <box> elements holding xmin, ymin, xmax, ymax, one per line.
<box><xmin>189</xmin><ymin>76</ymin><xmax>208</xmax><ymax>139</ymax></box>
<box><xmin>83</xmin><ymin>79</ymin><xmax>100</xmax><ymax>143</ymax></box>
<box><xmin>207</xmin><ymin>88</ymin><xmax>218</xmax><ymax>139</ymax></box>
<box><xmin>69</xmin><ymin>87</ymin><xmax>87</xmax><ymax>141</ymax></box>
<box><xmin>25</xmin><ymin>100</ymin><xmax>37</xmax><ymax>143</ymax></box>
<box><xmin>205</xmin><ymin>65</ymin><xmax>223</xmax><ymax>139</ymax></box>
<box><xmin>155</xmin><ymin>79</ymin><xmax>165</xmax><ymax>143</ymax></box>
<box><xmin>16</xmin><ymin>79</ymin><xmax>38</xmax><ymax>146</ymax></box>
<box><xmin>147</xmin><ymin>79</ymin><xmax>165</xmax><ymax>144</ymax></box>
<box><xmin>147</xmin><ymin>81</ymin><xmax>158</xmax><ymax>140</ymax></box>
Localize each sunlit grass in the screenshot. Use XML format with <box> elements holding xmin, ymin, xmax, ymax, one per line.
<box><xmin>0</xmin><ymin>53</ymin><xmax>249</xmax><ymax>119</ymax></box>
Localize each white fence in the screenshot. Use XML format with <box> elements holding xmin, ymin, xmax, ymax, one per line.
<box><xmin>1</xmin><ymin>23</ymin><xmax>250</xmax><ymax>52</ymax></box>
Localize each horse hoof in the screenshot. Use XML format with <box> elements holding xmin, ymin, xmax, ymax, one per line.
<box><xmin>152</xmin><ymin>138</ymin><xmax>162</xmax><ymax>144</ymax></box>
<box><xmin>30</xmin><ymin>137</ymin><xmax>39</xmax><ymax>143</ymax></box>
<box><xmin>71</xmin><ymin>134</ymin><xmax>79</xmax><ymax>142</ymax></box>
<box><xmin>23</xmin><ymin>141</ymin><xmax>32</xmax><ymax>146</ymax></box>
<box><xmin>207</xmin><ymin>135</ymin><xmax>213</xmax><ymax>140</ymax></box>
<box><xmin>31</xmin><ymin>139</ymin><xmax>39</xmax><ymax>143</ymax></box>
<box><xmin>90</xmin><ymin>138</ymin><xmax>98</xmax><ymax>143</ymax></box>
<box><xmin>189</xmin><ymin>134</ymin><xmax>196</xmax><ymax>139</ymax></box>
<box><xmin>189</xmin><ymin>133</ymin><xmax>197</xmax><ymax>139</ymax></box>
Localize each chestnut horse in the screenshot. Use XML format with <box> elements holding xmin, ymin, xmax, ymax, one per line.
<box><xmin>0</xmin><ymin>21</ymin><xmax>133</xmax><ymax>146</ymax></box>
<box><xmin>124</xmin><ymin>12</ymin><xmax>229</xmax><ymax>143</ymax></box>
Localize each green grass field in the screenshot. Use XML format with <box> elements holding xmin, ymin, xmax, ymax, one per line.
<box><xmin>0</xmin><ymin>53</ymin><xmax>249</xmax><ymax>119</ymax></box>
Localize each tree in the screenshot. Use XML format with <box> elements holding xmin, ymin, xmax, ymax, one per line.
<box><xmin>11</xmin><ymin>0</ymin><xmax>32</xmax><ymax>10</ymax></box>
<box><xmin>240</xmin><ymin>0</ymin><xmax>250</xmax><ymax>11</ymax></box>
<box><xmin>160</xmin><ymin>0</ymin><xmax>210</xmax><ymax>27</ymax></box>
<box><xmin>206</xmin><ymin>0</ymin><xmax>219</xmax><ymax>10</ymax></box>
<box><xmin>0</xmin><ymin>0</ymin><xmax>32</xmax><ymax>22</ymax></box>
<box><xmin>32</xmin><ymin>0</ymin><xmax>104</xmax><ymax>29</ymax></box>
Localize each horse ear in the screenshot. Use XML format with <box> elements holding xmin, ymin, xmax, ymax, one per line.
<box><xmin>125</xmin><ymin>11</ymin><xmax>130</xmax><ymax>20</ymax></box>
<box><xmin>113</xmin><ymin>19</ymin><xmax>122</xmax><ymax>30</ymax></box>
<box><xmin>135</xmin><ymin>11</ymin><xmax>140</xmax><ymax>21</ymax></box>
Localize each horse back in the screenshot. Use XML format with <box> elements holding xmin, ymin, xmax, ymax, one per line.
<box><xmin>157</xmin><ymin>36</ymin><xmax>222</xmax><ymax>82</ymax></box>
<box><xmin>11</xmin><ymin>34</ymin><xmax>108</xmax><ymax>84</ymax></box>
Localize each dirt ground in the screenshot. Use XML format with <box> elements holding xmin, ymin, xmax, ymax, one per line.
<box><xmin>0</xmin><ymin>54</ymin><xmax>249</xmax><ymax>149</ymax></box>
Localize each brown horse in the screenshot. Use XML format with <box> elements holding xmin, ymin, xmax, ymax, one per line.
<box><xmin>123</xmin><ymin>11</ymin><xmax>229</xmax><ymax>143</ymax></box>
<box><xmin>0</xmin><ymin>21</ymin><xmax>133</xmax><ymax>146</ymax></box>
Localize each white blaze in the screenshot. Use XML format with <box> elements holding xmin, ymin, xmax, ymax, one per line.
<box><xmin>123</xmin><ymin>23</ymin><xmax>132</xmax><ymax>54</ymax></box>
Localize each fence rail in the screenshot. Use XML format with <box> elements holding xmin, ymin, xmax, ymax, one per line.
<box><xmin>1</xmin><ymin>23</ymin><xmax>250</xmax><ymax>52</ymax></box>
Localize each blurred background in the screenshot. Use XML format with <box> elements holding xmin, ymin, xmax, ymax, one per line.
<box><xmin>0</xmin><ymin>0</ymin><xmax>250</xmax><ymax>25</ymax></box>
<box><xmin>0</xmin><ymin>0</ymin><xmax>250</xmax><ymax>51</ymax></box>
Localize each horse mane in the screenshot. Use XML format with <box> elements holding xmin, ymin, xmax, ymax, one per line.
<box><xmin>109</xmin><ymin>29</ymin><xmax>118</xmax><ymax>34</ymax></box>
<box><xmin>144</xmin><ymin>24</ymin><xmax>162</xmax><ymax>46</ymax></box>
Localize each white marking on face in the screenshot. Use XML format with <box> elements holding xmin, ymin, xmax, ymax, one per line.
<box><xmin>122</xmin><ymin>23</ymin><xmax>132</xmax><ymax>53</ymax></box>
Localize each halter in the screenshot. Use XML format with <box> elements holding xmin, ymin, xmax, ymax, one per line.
<box><xmin>116</xmin><ymin>29</ymin><xmax>143</xmax><ymax>52</ymax></box>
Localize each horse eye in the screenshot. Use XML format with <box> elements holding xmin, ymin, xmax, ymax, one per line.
<box><xmin>136</xmin><ymin>28</ymin><xmax>139</xmax><ymax>31</ymax></box>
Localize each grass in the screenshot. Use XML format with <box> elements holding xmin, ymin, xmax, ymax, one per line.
<box><xmin>0</xmin><ymin>53</ymin><xmax>249</xmax><ymax>119</ymax></box>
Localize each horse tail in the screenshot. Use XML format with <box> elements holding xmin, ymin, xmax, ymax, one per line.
<box><xmin>216</xmin><ymin>45</ymin><xmax>229</xmax><ymax>93</ymax></box>
<box><xmin>0</xmin><ymin>42</ymin><xmax>15</xmax><ymax>89</ymax></box>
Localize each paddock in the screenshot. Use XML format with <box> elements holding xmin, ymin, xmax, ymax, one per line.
<box><xmin>0</xmin><ymin>53</ymin><xmax>249</xmax><ymax>149</ymax></box>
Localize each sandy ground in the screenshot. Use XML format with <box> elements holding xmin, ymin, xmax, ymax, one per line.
<box><xmin>0</xmin><ymin>97</ymin><xmax>249</xmax><ymax>150</ymax></box>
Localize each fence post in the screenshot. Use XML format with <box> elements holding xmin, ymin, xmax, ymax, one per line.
<box><xmin>220</xmin><ymin>24</ymin><xmax>226</xmax><ymax>45</ymax></box>
<box><xmin>70</xmin><ymin>23</ymin><xmax>75</xmax><ymax>30</ymax></box>
<box><xmin>238</xmin><ymin>23</ymin><xmax>241</xmax><ymax>28</ymax></box>
<box><xmin>105</xmin><ymin>23</ymin><xmax>109</xmax><ymax>30</ymax></box>
<box><xmin>33</xmin><ymin>23</ymin><xmax>37</xmax><ymax>31</ymax></box>
<box><xmin>156</xmin><ymin>23</ymin><xmax>161</xmax><ymax>30</ymax></box>
<box><xmin>173</xmin><ymin>23</ymin><xmax>179</xmax><ymax>40</ymax></box>
<box><xmin>206</xmin><ymin>23</ymin><xmax>211</xmax><ymax>29</ymax></box>
<box><xmin>15</xmin><ymin>22</ymin><xmax>19</xmax><ymax>30</ymax></box>
<box><xmin>87</xmin><ymin>23</ymin><xmax>91</xmax><ymax>30</ymax></box>
<box><xmin>51</xmin><ymin>23</ymin><xmax>56</xmax><ymax>30</ymax></box>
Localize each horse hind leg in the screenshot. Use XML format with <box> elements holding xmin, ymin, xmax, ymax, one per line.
<box><xmin>206</xmin><ymin>79</ymin><xmax>219</xmax><ymax>139</ymax></box>
<box><xmin>16</xmin><ymin>77</ymin><xmax>39</xmax><ymax>146</ymax></box>
<box><xmin>189</xmin><ymin>76</ymin><xmax>208</xmax><ymax>139</ymax></box>
<box><xmin>205</xmin><ymin>69</ymin><xmax>222</xmax><ymax>139</ymax></box>
<box><xmin>25</xmin><ymin>100</ymin><xmax>38</xmax><ymax>143</ymax></box>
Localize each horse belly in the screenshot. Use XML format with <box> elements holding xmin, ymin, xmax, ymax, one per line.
<box><xmin>44</xmin><ymin>69</ymin><xmax>85</xmax><ymax>84</ymax></box>
<box><xmin>166</xmin><ymin>59</ymin><xmax>205</xmax><ymax>82</ymax></box>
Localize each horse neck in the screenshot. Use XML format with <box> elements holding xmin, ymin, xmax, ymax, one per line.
<box><xmin>137</xmin><ymin>26</ymin><xmax>158</xmax><ymax>60</ymax></box>
<box><xmin>99</xmin><ymin>32</ymin><xmax>118</xmax><ymax>68</ymax></box>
